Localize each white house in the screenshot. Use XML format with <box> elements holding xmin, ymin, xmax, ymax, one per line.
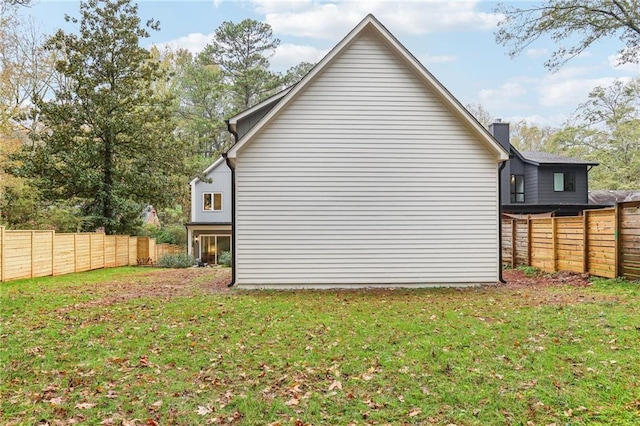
<box><xmin>223</xmin><ymin>14</ymin><xmax>509</xmax><ymax>288</ymax></box>
<box><xmin>186</xmin><ymin>157</ymin><xmax>232</xmax><ymax>264</ymax></box>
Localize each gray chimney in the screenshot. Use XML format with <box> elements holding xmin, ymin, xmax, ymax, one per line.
<box><xmin>489</xmin><ymin>119</ymin><xmax>510</xmax><ymax>152</ymax></box>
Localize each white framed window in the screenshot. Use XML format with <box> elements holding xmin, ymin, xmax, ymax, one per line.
<box><xmin>203</xmin><ymin>192</ymin><xmax>222</xmax><ymax>211</ymax></box>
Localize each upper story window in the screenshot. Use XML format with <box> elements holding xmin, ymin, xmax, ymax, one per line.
<box><xmin>553</xmin><ymin>172</ymin><xmax>575</xmax><ymax>192</ymax></box>
<box><xmin>203</xmin><ymin>192</ymin><xmax>222</xmax><ymax>211</ymax></box>
<box><xmin>510</xmin><ymin>174</ymin><xmax>525</xmax><ymax>203</ymax></box>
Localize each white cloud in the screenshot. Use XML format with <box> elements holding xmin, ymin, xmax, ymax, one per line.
<box><xmin>608</xmin><ymin>54</ymin><xmax>640</xmax><ymax>73</ymax></box>
<box><xmin>253</xmin><ymin>0</ymin><xmax>502</xmax><ymax>40</ymax></box>
<box><xmin>271</xmin><ymin>43</ymin><xmax>329</xmax><ymax>71</ymax></box>
<box><xmin>478</xmin><ymin>80</ymin><xmax>528</xmax><ymax>113</ymax></box>
<box><xmin>475</xmin><ymin>64</ymin><xmax>636</xmax><ymax>127</ymax></box>
<box><xmin>152</xmin><ymin>32</ymin><xmax>214</xmax><ymax>54</ymax></box>
<box><xmin>537</xmin><ymin>67</ymin><xmax>615</xmax><ymax>107</ymax></box>
<box><xmin>506</xmin><ymin>114</ymin><xmax>569</xmax><ymax>128</ymax></box>
<box><xmin>251</xmin><ymin>0</ymin><xmax>314</xmax><ymax>14</ymax></box>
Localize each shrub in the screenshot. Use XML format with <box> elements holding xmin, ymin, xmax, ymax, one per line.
<box><xmin>157</xmin><ymin>252</ymin><xmax>195</xmax><ymax>268</ymax></box>
<box><xmin>137</xmin><ymin>224</ymin><xmax>187</xmax><ymax>246</ymax></box>
<box><xmin>218</xmin><ymin>251</ymin><xmax>232</xmax><ymax>267</ymax></box>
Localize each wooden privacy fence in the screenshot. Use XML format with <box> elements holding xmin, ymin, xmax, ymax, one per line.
<box><xmin>0</xmin><ymin>227</ymin><xmax>185</xmax><ymax>282</ymax></box>
<box><xmin>502</xmin><ymin>201</ymin><xmax>640</xmax><ymax>280</ymax></box>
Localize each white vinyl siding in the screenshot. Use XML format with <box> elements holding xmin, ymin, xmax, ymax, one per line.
<box><xmin>234</xmin><ymin>30</ymin><xmax>499</xmax><ymax>287</ymax></box>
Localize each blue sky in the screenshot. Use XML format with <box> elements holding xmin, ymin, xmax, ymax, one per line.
<box><xmin>21</xmin><ymin>0</ymin><xmax>640</xmax><ymax>127</ymax></box>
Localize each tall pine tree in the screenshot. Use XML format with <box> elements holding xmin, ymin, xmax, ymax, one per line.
<box><xmin>26</xmin><ymin>0</ymin><xmax>188</xmax><ymax>234</ymax></box>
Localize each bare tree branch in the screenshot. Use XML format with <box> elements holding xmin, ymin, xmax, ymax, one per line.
<box><xmin>495</xmin><ymin>0</ymin><xmax>640</xmax><ymax>70</ymax></box>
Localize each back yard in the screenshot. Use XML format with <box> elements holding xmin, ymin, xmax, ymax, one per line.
<box><xmin>1</xmin><ymin>267</ymin><xmax>639</xmax><ymax>425</ymax></box>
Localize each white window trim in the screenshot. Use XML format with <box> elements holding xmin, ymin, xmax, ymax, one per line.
<box><xmin>203</xmin><ymin>192</ymin><xmax>223</xmax><ymax>211</ymax></box>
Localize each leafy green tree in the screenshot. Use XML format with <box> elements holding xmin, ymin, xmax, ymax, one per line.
<box><xmin>0</xmin><ymin>2</ymin><xmax>58</xmax><ymax>227</ymax></box>
<box><xmin>509</xmin><ymin>121</ymin><xmax>560</xmax><ymax>153</ymax></box>
<box><xmin>178</xmin><ymin>50</ymin><xmax>232</xmax><ymax>157</ymax></box>
<box><xmin>23</xmin><ymin>0</ymin><xmax>189</xmax><ymax>234</ymax></box>
<box><xmin>553</xmin><ymin>78</ymin><xmax>640</xmax><ymax>189</ymax></box>
<box><xmin>201</xmin><ymin>19</ymin><xmax>281</xmax><ymax>111</ymax></box>
<box><xmin>495</xmin><ymin>0</ymin><xmax>640</xmax><ymax>70</ymax></box>
<box><xmin>281</xmin><ymin>61</ymin><xmax>315</xmax><ymax>87</ymax></box>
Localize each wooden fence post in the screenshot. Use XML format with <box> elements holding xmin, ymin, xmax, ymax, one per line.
<box><xmin>30</xmin><ymin>231</ymin><xmax>35</xmax><ymax>278</ymax></box>
<box><xmin>614</xmin><ymin>202</ymin><xmax>621</xmax><ymax>278</ymax></box>
<box><xmin>511</xmin><ymin>219</ymin><xmax>517</xmax><ymax>267</ymax></box>
<box><xmin>527</xmin><ymin>217</ymin><xmax>532</xmax><ymax>266</ymax></box>
<box><xmin>51</xmin><ymin>230</ymin><xmax>56</xmax><ymax>276</ymax></box>
<box><xmin>74</xmin><ymin>233</ymin><xmax>78</xmax><ymax>273</ymax></box>
<box><xmin>583</xmin><ymin>211</ymin><xmax>589</xmax><ymax>273</ymax></box>
<box><xmin>0</xmin><ymin>226</ymin><xmax>4</xmax><ymax>282</ymax></box>
<box><xmin>551</xmin><ymin>217</ymin><xmax>557</xmax><ymax>272</ymax></box>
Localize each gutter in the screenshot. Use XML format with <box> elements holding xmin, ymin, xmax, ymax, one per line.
<box><xmin>222</xmin><ymin>152</ymin><xmax>236</xmax><ymax>288</ymax></box>
<box><xmin>222</xmin><ymin>119</ymin><xmax>238</xmax><ymax>288</ymax></box>
<box><xmin>498</xmin><ymin>160</ymin><xmax>507</xmax><ymax>284</ymax></box>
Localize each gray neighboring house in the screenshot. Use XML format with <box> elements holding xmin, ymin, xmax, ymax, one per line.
<box><xmin>489</xmin><ymin>120</ymin><xmax>604</xmax><ymax>216</ymax></box>
<box><xmin>186</xmin><ymin>157</ymin><xmax>232</xmax><ymax>264</ymax></box>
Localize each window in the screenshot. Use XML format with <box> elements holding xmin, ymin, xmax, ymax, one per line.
<box><xmin>553</xmin><ymin>172</ymin><xmax>575</xmax><ymax>192</ymax></box>
<box><xmin>199</xmin><ymin>235</ymin><xmax>231</xmax><ymax>264</ymax></box>
<box><xmin>510</xmin><ymin>174</ymin><xmax>525</xmax><ymax>203</ymax></box>
<box><xmin>203</xmin><ymin>192</ymin><xmax>222</xmax><ymax>211</ymax></box>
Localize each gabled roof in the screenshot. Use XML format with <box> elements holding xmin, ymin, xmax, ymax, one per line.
<box><xmin>227</xmin><ymin>14</ymin><xmax>509</xmax><ymax>161</ymax></box>
<box><xmin>189</xmin><ymin>156</ymin><xmax>226</xmax><ymax>186</ymax></box>
<box><xmin>520</xmin><ymin>151</ymin><xmax>599</xmax><ymax>166</ymax></box>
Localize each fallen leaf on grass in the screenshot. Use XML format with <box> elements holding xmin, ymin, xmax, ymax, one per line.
<box><xmin>196</xmin><ymin>405</ymin><xmax>212</xmax><ymax>416</ymax></box>
<box><xmin>285</xmin><ymin>397</ymin><xmax>300</xmax><ymax>406</ymax></box>
<box><xmin>75</xmin><ymin>402</ymin><xmax>96</xmax><ymax>410</ymax></box>
<box><xmin>409</xmin><ymin>408</ymin><xmax>421</xmax><ymax>417</ymax></box>
<box><xmin>328</xmin><ymin>380</ymin><xmax>342</xmax><ymax>391</ymax></box>
<box><xmin>49</xmin><ymin>397</ymin><xmax>64</xmax><ymax>405</ymax></box>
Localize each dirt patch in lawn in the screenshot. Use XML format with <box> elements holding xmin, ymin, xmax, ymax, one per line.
<box><xmin>502</xmin><ymin>269</ymin><xmax>592</xmax><ymax>288</ymax></box>
<box><xmin>497</xmin><ymin>268</ymin><xmax>619</xmax><ymax>307</ymax></box>
<box><xmin>57</xmin><ymin>267</ymin><xmax>604</xmax><ymax>312</ymax></box>
<box><xmin>56</xmin><ymin>267</ymin><xmax>232</xmax><ymax>312</ymax></box>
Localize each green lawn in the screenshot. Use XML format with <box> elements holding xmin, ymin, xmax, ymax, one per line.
<box><xmin>1</xmin><ymin>267</ymin><xmax>639</xmax><ymax>425</ymax></box>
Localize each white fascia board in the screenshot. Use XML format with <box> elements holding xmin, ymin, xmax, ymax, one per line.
<box><xmin>190</xmin><ymin>156</ymin><xmax>226</xmax><ymax>186</ymax></box>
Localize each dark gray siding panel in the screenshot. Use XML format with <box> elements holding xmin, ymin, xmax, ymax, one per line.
<box><xmin>537</xmin><ymin>165</ymin><xmax>589</xmax><ymax>204</ymax></box>
<box><xmin>236</xmin><ymin>103</ymin><xmax>281</xmax><ymax>140</ymax></box>
<box><xmin>500</xmin><ymin>159</ymin><xmax>511</xmax><ymax>204</ymax></box>
<box><xmin>523</xmin><ymin>164</ymin><xmax>538</xmax><ymax>204</ymax></box>
<box><xmin>502</xmin><ymin>156</ymin><xmax>539</xmax><ymax>205</ymax></box>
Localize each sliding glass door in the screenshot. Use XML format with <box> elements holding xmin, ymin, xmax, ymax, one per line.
<box><xmin>199</xmin><ymin>235</ymin><xmax>231</xmax><ymax>264</ymax></box>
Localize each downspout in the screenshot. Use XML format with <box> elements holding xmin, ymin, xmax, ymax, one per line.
<box><xmin>223</xmin><ymin>119</ymin><xmax>238</xmax><ymax>287</ymax></box>
<box><xmin>498</xmin><ymin>160</ymin><xmax>507</xmax><ymax>284</ymax></box>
